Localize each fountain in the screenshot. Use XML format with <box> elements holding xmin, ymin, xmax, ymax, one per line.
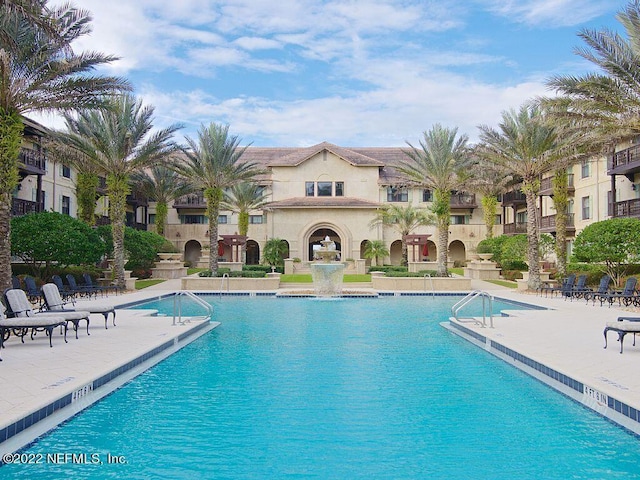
<box><xmin>310</xmin><ymin>236</ymin><xmax>345</xmax><ymax>297</ymax></box>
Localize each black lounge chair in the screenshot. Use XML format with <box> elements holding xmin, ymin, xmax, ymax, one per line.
<box><xmin>84</xmin><ymin>273</ymin><xmax>121</xmax><ymax>296</ymax></box>
<box><xmin>4</xmin><ymin>288</ymin><xmax>91</xmax><ymax>340</ymax></box>
<box><xmin>66</xmin><ymin>274</ymin><xmax>96</xmax><ymax>299</ymax></box>
<box><xmin>0</xmin><ymin>301</ymin><xmax>67</xmax><ymax>361</ymax></box>
<box><xmin>583</xmin><ymin>275</ymin><xmax>612</xmax><ymax>304</ymax></box>
<box><xmin>11</xmin><ymin>276</ymin><xmax>21</xmax><ymax>289</ymax></box>
<box><xmin>52</xmin><ymin>275</ymin><xmax>76</xmax><ymax>303</ymax></box>
<box><xmin>42</xmin><ymin>283</ymin><xmax>116</xmax><ymax>329</ymax></box>
<box><xmin>79</xmin><ymin>273</ymin><xmax>109</xmax><ymax>297</ymax></box>
<box><xmin>604</xmin><ymin>317</ymin><xmax>640</xmax><ymax>353</ymax></box>
<box><xmin>597</xmin><ymin>277</ymin><xmax>638</xmax><ymax>307</ymax></box>
<box><xmin>541</xmin><ymin>274</ymin><xmax>575</xmax><ymax>298</ymax></box>
<box><xmin>23</xmin><ymin>275</ymin><xmax>44</xmax><ymax>305</ymax></box>
<box><xmin>565</xmin><ymin>274</ymin><xmax>589</xmax><ymax>301</ymax></box>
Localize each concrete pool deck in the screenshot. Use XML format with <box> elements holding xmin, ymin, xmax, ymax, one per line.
<box><xmin>1</xmin><ymin>278</ymin><xmax>639</xmax><ymax>456</ymax></box>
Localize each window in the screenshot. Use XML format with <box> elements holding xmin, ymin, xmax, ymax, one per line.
<box><xmin>495</xmin><ymin>214</ymin><xmax>502</xmax><ymax>225</ymax></box>
<box><xmin>148</xmin><ymin>214</ymin><xmax>156</xmax><ymax>225</ymax></box>
<box><xmin>581</xmin><ymin>160</ymin><xmax>590</xmax><ymax>178</ymax></box>
<box><xmin>249</xmin><ymin>215</ymin><xmax>264</xmax><ymax>224</ymax></box>
<box><xmin>335</xmin><ymin>182</ymin><xmax>344</xmax><ymax>197</ymax></box>
<box><xmin>516</xmin><ymin>211</ymin><xmax>527</xmax><ymax>224</ymax></box>
<box><xmin>422</xmin><ymin>189</ymin><xmax>433</xmax><ymax>202</ymax></box>
<box><xmin>387</xmin><ymin>186</ymin><xmax>408</xmax><ymax>202</ymax></box>
<box><xmin>61</xmin><ymin>195</ymin><xmax>70</xmax><ymax>215</ymax></box>
<box><xmin>450</xmin><ymin>215</ymin><xmax>469</xmax><ymax>225</ymax></box>
<box><xmin>581</xmin><ymin>196</ymin><xmax>591</xmax><ymax>220</ymax></box>
<box><xmin>180</xmin><ymin>215</ymin><xmax>208</xmax><ymax>224</ymax></box>
<box><xmin>218</xmin><ymin>215</ymin><xmax>227</xmax><ymax>224</ymax></box>
<box><xmin>317</xmin><ymin>182</ymin><xmax>332</xmax><ymax>197</ymax></box>
<box><xmin>305</xmin><ymin>182</ymin><xmax>315</xmax><ymax>196</ymax></box>
<box><xmin>61</xmin><ymin>164</ymin><xmax>71</xmax><ymax>178</ymax></box>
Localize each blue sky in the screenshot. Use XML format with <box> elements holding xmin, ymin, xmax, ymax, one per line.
<box><xmin>38</xmin><ymin>0</ymin><xmax>628</xmax><ymax>147</ymax></box>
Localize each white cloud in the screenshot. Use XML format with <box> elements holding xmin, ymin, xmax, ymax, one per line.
<box><xmin>481</xmin><ymin>0</ymin><xmax>616</xmax><ymax>27</ymax></box>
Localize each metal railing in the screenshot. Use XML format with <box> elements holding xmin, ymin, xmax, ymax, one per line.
<box><xmin>451</xmin><ymin>290</ymin><xmax>494</xmax><ymax>328</ymax></box>
<box><xmin>423</xmin><ymin>273</ymin><xmax>435</xmax><ymax>297</ymax></box>
<box><xmin>220</xmin><ymin>273</ymin><xmax>230</xmax><ymax>292</ymax></box>
<box><xmin>172</xmin><ymin>291</ymin><xmax>213</xmax><ymax>326</ymax></box>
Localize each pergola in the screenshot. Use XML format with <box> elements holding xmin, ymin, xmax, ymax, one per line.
<box><xmin>220</xmin><ymin>234</ymin><xmax>248</xmax><ymax>262</ymax></box>
<box><xmin>402</xmin><ymin>234</ymin><xmax>432</xmax><ymax>262</ymax></box>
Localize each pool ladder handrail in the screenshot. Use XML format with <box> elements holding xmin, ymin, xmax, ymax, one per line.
<box><xmin>220</xmin><ymin>272</ymin><xmax>230</xmax><ymax>293</ymax></box>
<box><xmin>451</xmin><ymin>290</ymin><xmax>494</xmax><ymax>328</ymax></box>
<box><xmin>173</xmin><ymin>291</ymin><xmax>214</xmax><ymax>326</ymax></box>
<box><xmin>423</xmin><ymin>273</ymin><xmax>435</xmax><ymax>297</ymax></box>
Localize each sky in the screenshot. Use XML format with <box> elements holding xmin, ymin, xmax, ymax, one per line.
<box><xmin>36</xmin><ymin>0</ymin><xmax>629</xmax><ymax>147</ymax></box>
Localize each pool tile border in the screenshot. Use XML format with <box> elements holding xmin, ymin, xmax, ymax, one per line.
<box><xmin>0</xmin><ymin>319</ymin><xmax>213</xmax><ymax>455</ymax></box>
<box><xmin>446</xmin><ymin>320</ymin><xmax>640</xmax><ymax>436</ymax></box>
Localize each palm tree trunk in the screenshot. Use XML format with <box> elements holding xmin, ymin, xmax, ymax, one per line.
<box><xmin>107</xmin><ymin>174</ymin><xmax>129</xmax><ymax>289</ymax></box>
<box><xmin>0</xmin><ymin>110</ymin><xmax>24</xmax><ymax>292</ymax></box>
<box><xmin>552</xmin><ymin>170</ymin><xmax>568</xmax><ymax>278</ymax></box>
<box><xmin>205</xmin><ymin>187</ymin><xmax>222</xmax><ymax>275</ymax></box>
<box><xmin>238</xmin><ymin>211</ymin><xmax>249</xmax><ymax>264</ymax></box>
<box><xmin>524</xmin><ymin>187</ymin><xmax>540</xmax><ymax>290</ymax></box>
<box><xmin>76</xmin><ymin>172</ymin><xmax>99</xmax><ymax>225</ymax></box>
<box><xmin>481</xmin><ymin>195</ymin><xmax>497</xmax><ymax>239</ymax></box>
<box><xmin>156</xmin><ymin>202</ymin><xmax>167</xmax><ymax>236</ymax></box>
<box><xmin>436</xmin><ymin>220</ymin><xmax>449</xmax><ymax>277</ymax></box>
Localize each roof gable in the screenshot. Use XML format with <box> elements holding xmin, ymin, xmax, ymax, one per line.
<box><xmin>269</xmin><ymin>142</ymin><xmax>384</xmax><ymax>167</ymax></box>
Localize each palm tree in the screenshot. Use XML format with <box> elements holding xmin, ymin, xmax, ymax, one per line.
<box><xmin>172</xmin><ymin>123</ymin><xmax>263</xmax><ymax>275</ymax></box>
<box><xmin>362</xmin><ymin>239</ymin><xmax>389</xmax><ymax>267</ymax></box>
<box><xmin>400</xmin><ymin>124</ymin><xmax>472</xmax><ymax>276</ymax></box>
<box><xmin>477</xmin><ymin>104</ymin><xmax>580</xmax><ymax>290</ymax></box>
<box><xmin>57</xmin><ymin>94</ymin><xmax>182</xmax><ymax>289</ymax></box>
<box><xmin>263</xmin><ymin>238</ymin><xmax>288</xmax><ymax>269</ymax></box>
<box><xmin>0</xmin><ymin>1</ymin><xmax>62</xmax><ymax>48</ymax></box>
<box><xmin>222</xmin><ymin>182</ymin><xmax>268</xmax><ymax>262</ymax></box>
<box><xmin>132</xmin><ymin>166</ymin><xmax>192</xmax><ymax>236</ymax></box>
<box><xmin>368</xmin><ymin>204</ymin><xmax>434</xmax><ymax>266</ymax></box>
<box><xmin>0</xmin><ymin>2</ymin><xmax>128</xmax><ymax>291</ymax></box>
<box><xmin>467</xmin><ymin>157</ymin><xmax>514</xmax><ymax>240</ymax></box>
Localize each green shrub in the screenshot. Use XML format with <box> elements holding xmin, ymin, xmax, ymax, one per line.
<box><xmin>367</xmin><ymin>265</ymin><xmax>408</xmax><ymax>273</ymax></box>
<box><xmin>501</xmin><ymin>270</ymin><xmax>523</xmax><ymax>281</ymax></box>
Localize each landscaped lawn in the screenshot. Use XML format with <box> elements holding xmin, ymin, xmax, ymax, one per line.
<box><xmin>486</xmin><ymin>279</ymin><xmax>517</xmax><ymax>289</ymax></box>
<box><xmin>280</xmin><ymin>274</ymin><xmax>372</xmax><ymax>283</ymax></box>
<box><xmin>136</xmin><ymin>279</ymin><xmax>166</xmax><ymax>289</ymax></box>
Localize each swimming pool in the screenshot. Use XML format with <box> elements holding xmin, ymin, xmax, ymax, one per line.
<box><xmin>4</xmin><ymin>295</ymin><xmax>640</xmax><ymax>479</ymax></box>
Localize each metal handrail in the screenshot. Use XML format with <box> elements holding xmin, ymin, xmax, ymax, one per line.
<box><xmin>173</xmin><ymin>291</ymin><xmax>214</xmax><ymax>326</ymax></box>
<box><xmin>451</xmin><ymin>290</ymin><xmax>494</xmax><ymax>328</ymax></box>
<box><xmin>423</xmin><ymin>274</ymin><xmax>435</xmax><ymax>297</ymax></box>
<box><xmin>220</xmin><ymin>273</ymin><xmax>230</xmax><ymax>293</ymax></box>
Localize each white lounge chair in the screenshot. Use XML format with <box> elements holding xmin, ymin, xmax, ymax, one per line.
<box><xmin>41</xmin><ymin>283</ymin><xmax>116</xmax><ymax>329</ymax></box>
<box><xmin>4</xmin><ymin>288</ymin><xmax>91</xmax><ymax>339</ymax></box>
<box><xmin>604</xmin><ymin>317</ymin><xmax>640</xmax><ymax>353</ymax></box>
<box><xmin>0</xmin><ymin>302</ymin><xmax>67</xmax><ymax>361</ymax></box>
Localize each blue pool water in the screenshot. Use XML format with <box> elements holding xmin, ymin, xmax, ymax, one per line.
<box><xmin>4</xmin><ymin>295</ymin><xmax>640</xmax><ymax>479</ymax></box>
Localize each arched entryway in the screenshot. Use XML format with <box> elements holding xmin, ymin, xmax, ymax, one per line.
<box><xmin>389</xmin><ymin>239</ymin><xmax>403</xmax><ymax>266</ymax></box>
<box><xmin>308</xmin><ymin>228</ymin><xmax>341</xmax><ymax>261</ymax></box>
<box><xmin>246</xmin><ymin>239</ymin><xmax>260</xmax><ymax>265</ymax></box>
<box><xmin>184</xmin><ymin>240</ymin><xmax>201</xmax><ymax>265</ymax></box>
<box><xmin>424</xmin><ymin>240</ymin><xmax>436</xmax><ymax>261</ymax></box>
<box><xmin>449</xmin><ymin>240</ymin><xmax>466</xmax><ymax>265</ymax></box>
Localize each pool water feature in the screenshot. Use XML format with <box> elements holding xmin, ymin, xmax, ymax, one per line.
<box><xmin>4</xmin><ymin>295</ymin><xmax>640</xmax><ymax>479</ymax></box>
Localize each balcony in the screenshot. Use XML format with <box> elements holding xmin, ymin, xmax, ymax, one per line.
<box><xmin>126</xmin><ymin>190</ymin><xmax>148</xmax><ymax>207</ymax></box>
<box><xmin>11</xmin><ymin>198</ymin><xmax>42</xmax><ymax>216</ymax></box>
<box><xmin>539</xmin><ymin>213</ymin><xmax>575</xmax><ymax>234</ymax></box>
<box><xmin>96</xmin><ymin>215</ymin><xmax>148</xmax><ymax>231</ymax></box>
<box><xmin>539</xmin><ymin>174</ymin><xmax>574</xmax><ymax>196</ymax></box>
<box><xmin>174</xmin><ymin>193</ymin><xmax>206</xmax><ymax>209</ymax></box>
<box><xmin>503</xmin><ymin>222</ymin><xmax>527</xmax><ymax>235</ymax></box>
<box><xmin>18</xmin><ymin>147</ymin><xmax>46</xmax><ymax>176</ymax></box>
<box><xmin>501</xmin><ymin>190</ymin><xmax>527</xmax><ymax>206</ymax></box>
<box><xmin>609</xmin><ymin>144</ymin><xmax>640</xmax><ymax>176</ymax></box>
<box><xmin>610</xmin><ymin>198</ymin><xmax>640</xmax><ymax>218</ymax></box>
<box><xmin>450</xmin><ymin>193</ymin><xmax>476</xmax><ymax>209</ymax></box>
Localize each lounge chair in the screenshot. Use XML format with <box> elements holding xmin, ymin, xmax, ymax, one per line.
<box><xmin>597</xmin><ymin>277</ymin><xmax>638</xmax><ymax>307</ymax></box>
<box><xmin>604</xmin><ymin>317</ymin><xmax>640</xmax><ymax>353</ymax></box>
<box><xmin>11</xmin><ymin>276</ymin><xmax>21</xmax><ymax>289</ymax></box>
<box><xmin>78</xmin><ymin>273</ymin><xmax>108</xmax><ymax>297</ymax></box>
<box><xmin>583</xmin><ymin>275</ymin><xmax>612</xmax><ymax>305</ymax></box>
<box><xmin>66</xmin><ymin>274</ymin><xmax>96</xmax><ymax>299</ymax></box>
<box><xmin>565</xmin><ymin>274</ymin><xmax>589</xmax><ymax>301</ymax></box>
<box><xmin>42</xmin><ymin>283</ymin><xmax>116</xmax><ymax>329</ymax></box>
<box><xmin>83</xmin><ymin>273</ymin><xmax>121</xmax><ymax>296</ymax></box>
<box><xmin>0</xmin><ymin>302</ymin><xmax>68</xmax><ymax>361</ymax></box>
<box><xmin>52</xmin><ymin>274</ymin><xmax>77</xmax><ymax>303</ymax></box>
<box><xmin>541</xmin><ymin>274</ymin><xmax>575</xmax><ymax>298</ymax></box>
<box><xmin>4</xmin><ymin>288</ymin><xmax>91</xmax><ymax>340</ymax></box>
<box><xmin>23</xmin><ymin>275</ymin><xmax>44</xmax><ymax>305</ymax></box>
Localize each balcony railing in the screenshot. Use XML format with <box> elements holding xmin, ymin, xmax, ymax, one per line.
<box><xmin>501</xmin><ymin>191</ymin><xmax>527</xmax><ymax>205</ymax></box>
<box><xmin>174</xmin><ymin>193</ymin><xmax>206</xmax><ymax>208</ymax></box>
<box><xmin>539</xmin><ymin>213</ymin><xmax>575</xmax><ymax>232</ymax></box>
<box><xmin>610</xmin><ymin>198</ymin><xmax>640</xmax><ymax>218</ymax></box>
<box><xmin>539</xmin><ymin>174</ymin><xmax>574</xmax><ymax>195</ymax></box>
<box><xmin>610</xmin><ymin>144</ymin><xmax>640</xmax><ymax>172</ymax></box>
<box><xmin>450</xmin><ymin>193</ymin><xmax>476</xmax><ymax>208</ymax></box>
<box><xmin>11</xmin><ymin>198</ymin><xmax>42</xmax><ymax>216</ymax></box>
<box><xmin>503</xmin><ymin>222</ymin><xmax>527</xmax><ymax>235</ymax></box>
<box><xmin>18</xmin><ymin>147</ymin><xmax>46</xmax><ymax>173</ymax></box>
